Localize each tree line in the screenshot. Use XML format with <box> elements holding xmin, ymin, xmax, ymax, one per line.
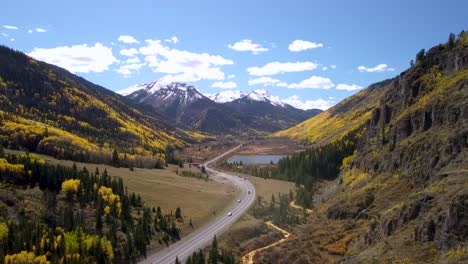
<box><xmin>182</xmin><ymin>235</ymin><xmax>235</xmax><ymax>264</ymax></box>
<box><xmin>0</xmin><ymin>151</ymin><xmax>183</xmax><ymax>263</ymax></box>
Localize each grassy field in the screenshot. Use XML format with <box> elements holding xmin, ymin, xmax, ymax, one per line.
<box><xmin>214</xmin><ymin>170</ymin><xmax>296</xmax><ymax>258</ymax></box>
<box><xmin>5</xmin><ymin>150</ymin><xmax>238</xmax><ymax>240</ymax></box>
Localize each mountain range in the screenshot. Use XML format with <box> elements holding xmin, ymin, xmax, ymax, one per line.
<box><xmin>118</xmin><ymin>82</ymin><xmax>321</xmax><ymax>134</ymax></box>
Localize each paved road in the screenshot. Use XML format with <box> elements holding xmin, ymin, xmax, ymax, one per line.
<box><xmin>140</xmin><ymin>144</ymin><xmax>256</xmax><ymax>264</ymax></box>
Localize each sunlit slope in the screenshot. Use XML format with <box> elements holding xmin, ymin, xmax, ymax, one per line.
<box><xmin>274</xmin><ymin>79</ymin><xmax>392</xmax><ymax>144</ymax></box>
<box><xmin>0</xmin><ymin>45</ymin><xmax>204</xmax><ymax>160</ymax></box>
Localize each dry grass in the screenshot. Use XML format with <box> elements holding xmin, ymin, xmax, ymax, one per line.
<box><xmin>5</xmin><ymin>150</ymin><xmax>239</xmax><ymax>237</ymax></box>
<box><xmin>216</xmin><ymin>171</ymin><xmax>295</xmax><ymax>258</ymax></box>
<box><xmin>325</xmin><ymin>233</ymin><xmax>354</xmax><ymax>255</ymax></box>
<box><xmin>234</xmin><ymin>138</ymin><xmax>306</xmax><ymax>156</ymax></box>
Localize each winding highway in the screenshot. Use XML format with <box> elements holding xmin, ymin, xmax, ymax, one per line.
<box><xmin>140</xmin><ymin>143</ymin><xmax>256</xmax><ymax>264</ymax></box>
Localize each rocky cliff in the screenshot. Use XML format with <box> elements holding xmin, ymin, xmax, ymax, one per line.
<box><xmin>259</xmin><ymin>32</ymin><xmax>468</xmax><ymax>263</ymax></box>
<box><xmin>329</xmin><ymin>32</ymin><xmax>468</xmax><ymax>262</ymax></box>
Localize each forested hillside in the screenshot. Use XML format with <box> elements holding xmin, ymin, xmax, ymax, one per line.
<box><xmin>0</xmin><ymin>46</ymin><xmax>206</xmax><ymax>167</ymax></box>
<box><xmin>0</xmin><ymin>148</ymin><xmax>182</xmax><ymax>263</ymax></box>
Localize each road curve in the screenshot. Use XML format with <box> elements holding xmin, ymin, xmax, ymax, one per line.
<box><xmin>140</xmin><ymin>144</ymin><xmax>256</xmax><ymax>264</ymax></box>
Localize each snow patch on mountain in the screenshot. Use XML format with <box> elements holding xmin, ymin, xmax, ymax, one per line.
<box><xmin>118</xmin><ymin>81</ymin><xmax>205</xmax><ymax>102</ymax></box>
<box><xmin>117</xmin><ymin>81</ymin><xmax>166</xmax><ymax>96</ymax></box>
<box><xmin>209</xmin><ymin>89</ymin><xmax>286</xmax><ymax>107</ymax></box>
<box><xmin>208</xmin><ymin>90</ymin><xmax>247</xmax><ymax>103</ymax></box>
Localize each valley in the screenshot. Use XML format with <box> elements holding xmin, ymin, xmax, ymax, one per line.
<box><xmin>0</xmin><ymin>3</ymin><xmax>467</xmax><ymax>263</ymax></box>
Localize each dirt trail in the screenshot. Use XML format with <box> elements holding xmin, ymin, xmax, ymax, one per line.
<box><xmin>289</xmin><ymin>201</ymin><xmax>313</xmax><ymax>214</ymax></box>
<box><xmin>240</xmin><ymin>221</ymin><xmax>292</xmax><ymax>264</ymax></box>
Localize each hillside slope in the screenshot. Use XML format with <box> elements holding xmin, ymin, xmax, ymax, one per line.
<box><xmin>0</xmin><ymin>46</ymin><xmax>200</xmax><ymax>165</ymax></box>
<box><xmin>273</xmin><ymin>79</ymin><xmax>392</xmax><ymax>144</ymax></box>
<box><xmin>261</xmin><ymin>33</ymin><xmax>468</xmax><ymax>263</ymax></box>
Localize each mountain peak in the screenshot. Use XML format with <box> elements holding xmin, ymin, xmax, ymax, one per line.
<box><xmin>118</xmin><ymin>81</ymin><xmax>205</xmax><ymax>102</ymax></box>
<box><xmin>209</xmin><ymin>89</ymin><xmax>286</xmax><ymax>107</ymax></box>
<box><xmin>117</xmin><ymin>81</ymin><xmax>163</xmax><ymax>96</ymax></box>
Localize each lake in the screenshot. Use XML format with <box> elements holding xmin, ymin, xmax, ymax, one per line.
<box><xmin>227</xmin><ymin>155</ymin><xmax>285</xmax><ymax>164</ymax></box>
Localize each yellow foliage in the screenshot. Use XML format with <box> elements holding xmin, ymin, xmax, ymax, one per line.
<box><xmin>343</xmin><ymin>168</ymin><xmax>369</xmax><ymax>187</ymax></box>
<box><xmin>61</xmin><ymin>179</ymin><xmax>80</xmax><ymax>193</ymax></box>
<box><xmin>341</xmin><ymin>150</ymin><xmax>357</xmax><ymax>170</ymax></box>
<box><xmin>444</xmin><ymin>245</ymin><xmax>468</xmax><ymax>262</ymax></box>
<box><xmin>382</xmin><ymin>202</ymin><xmax>405</xmax><ymax>216</ymax></box>
<box><xmin>104</xmin><ymin>205</ymin><xmax>111</xmax><ymax>215</ymax></box>
<box><xmin>0</xmin><ymin>222</ymin><xmax>8</xmax><ymax>241</ymax></box>
<box><xmin>273</xmin><ymin>83</ymin><xmax>383</xmax><ymax>144</ymax></box>
<box><xmin>394</xmin><ymin>69</ymin><xmax>468</xmax><ymax>124</ymax></box>
<box><xmin>2</xmin><ymin>118</ymin><xmax>100</xmax><ymax>153</ymax></box>
<box><xmin>98</xmin><ymin>186</ymin><xmax>121</xmax><ymax>216</ymax></box>
<box><xmin>5</xmin><ymin>251</ymin><xmax>49</xmax><ymax>264</ymax></box>
<box><xmin>0</xmin><ymin>76</ymin><xmax>6</xmax><ymax>89</ymax></box>
<box><xmin>0</xmin><ymin>158</ymin><xmax>24</xmax><ymax>174</ymax></box>
<box><xmin>64</xmin><ymin>229</ymin><xmax>114</xmax><ymax>261</ymax></box>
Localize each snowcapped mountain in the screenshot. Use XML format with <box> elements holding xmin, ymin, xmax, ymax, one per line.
<box><xmin>118</xmin><ymin>81</ymin><xmax>205</xmax><ymax>107</ymax></box>
<box><xmin>119</xmin><ymin>81</ymin><xmax>246</xmax><ymax>133</ymax></box>
<box><xmin>120</xmin><ymin>81</ymin><xmax>321</xmax><ymax>134</ymax></box>
<box><xmin>208</xmin><ymin>89</ymin><xmax>286</xmax><ymax>107</ymax></box>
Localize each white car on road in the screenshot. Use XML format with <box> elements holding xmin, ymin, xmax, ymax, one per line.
<box><xmin>227</xmin><ymin>212</ymin><xmax>232</xmax><ymax>216</ymax></box>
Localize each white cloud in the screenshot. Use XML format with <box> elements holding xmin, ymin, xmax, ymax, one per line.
<box><xmin>10</xmin><ymin>38</ymin><xmax>15</xmax><ymax>42</ymax></box>
<box><xmin>118</xmin><ymin>35</ymin><xmax>139</xmax><ymax>44</ymax></box>
<box><xmin>121</xmin><ymin>63</ymin><xmax>145</xmax><ymax>70</ymax></box>
<box><xmin>228</xmin><ymin>39</ymin><xmax>268</xmax><ymax>54</ymax></box>
<box><xmin>115</xmin><ymin>68</ymin><xmax>131</xmax><ymax>76</ymax></box>
<box><xmin>120</xmin><ymin>48</ymin><xmax>139</xmax><ymax>57</ymax></box>
<box><xmin>211</xmin><ymin>81</ymin><xmax>237</xmax><ymax>89</ymax></box>
<box><xmin>247</xmin><ymin>61</ymin><xmax>317</xmax><ymax>76</ymax></box>
<box><xmin>28</xmin><ymin>29</ymin><xmax>33</xmax><ymax>34</ymax></box>
<box><xmin>35</xmin><ymin>28</ymin><xmax>46</xmax><ymax>33</ymax></box>
<box><xmin>165</xmin><ymin>36</ymin><xmax>179</xmax><ymax>44</ymax></box>
<box><xmin>288</xmin><ymin>40</ymin><xmax>323</xmax><ymax>52</ymax></box>
<box><xmin>288</xmin><ymin>76</ymin><xmax>334</xmax><ymax>89</ymax></box>
<box><xmin>228</xmin><ymin>74</ymin><xmax>235</xmax><ymax>79</ymax></box>
<box><xmin>283</xmin><ymin>95</ymin><xmax>334</xmax><ymax>110</ymax></box>
<box><xmin>1</xmin><ymin>33</ymin><xmax>8</xmax><ymax>37</ymax></box>
<box><xmin>248</xmin><ymin>76</ymin><xmax>280</xmax><ymax>86</ymax></box>
<box><xmin>357</xmin><ymin>63</ymin><xmax>394</xmax><ymax>72</ymax></box>
<box><xmin>115</xmin><ymin>62</ymin><xmax>145</xmax><ymax>77</ymax></box>
<box><xmin>322</xmin><ymin>64</ymin><xmax>336</xmax><ymax>71</ymax></box>
<box><xmin>336</xmin><ymin>83</ymin><xmax>362</xmax><ymax>91</ymax></box>
<box><xmin>3</xmin><ymin>25</ymin><xmax>18</xmax><ymax>30</ymax></box>
<box><xmin>125</xmin><ymin>57</ymin><xmax>141</xmax><ymax>64</ymax></box>
<box><xmin>28</xmin><ymin>43</ymin><xmax>118</xmax><ymax>73</ymax></box>
<box><xmin>140</xmin><ymin>39</ymin><xmax>233</xmax><ymax>83</ymax></box>
<box><xmin>277</xmin><ymin>82</ymin><xmax>288</xmax><ymax>87</ymax></box>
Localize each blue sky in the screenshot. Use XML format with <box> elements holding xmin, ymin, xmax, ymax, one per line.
<box><xmin>1</xmin><ymin>0</ymin><xmax>467</xmax><ymax>109</ymax></box>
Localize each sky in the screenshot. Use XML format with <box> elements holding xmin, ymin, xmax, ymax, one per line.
<box><xmin>1</xmin><ymin>0</ymin><xmax>467</xmax><ymax>110</ymax></box>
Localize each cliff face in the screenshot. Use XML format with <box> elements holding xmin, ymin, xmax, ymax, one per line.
<box><xmin>331</xmin><ymin>34</ymin><xmax>468</xmax><ymax>261</ymax></box>
<box><xmin>356</xmin><ymin>42</ymin><xmax>468</xmax><ymax>179</ymax></box>
<box><xmin>300</xmin><ymin>33</ymin><xmax>468</xmax><ymax>263</ymax></box>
